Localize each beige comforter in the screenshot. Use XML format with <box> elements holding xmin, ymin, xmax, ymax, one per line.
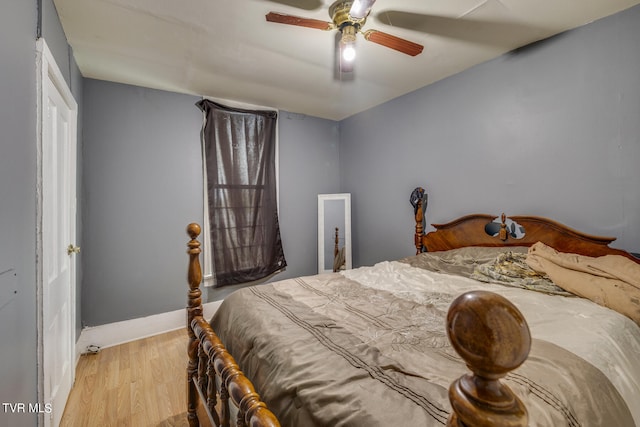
<box><xmin>526</xmin><ymin>242</ymin><xmax>640</xmax><ymax>325</ymax></box>
<box><xmin>211</xmin><ymin>261</ymin><xmax>635</xmax><ymax>427</ymax></box>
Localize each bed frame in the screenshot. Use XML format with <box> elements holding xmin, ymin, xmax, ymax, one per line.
<box><xmin>185</xmin><ymin>195</ymin><xmax>637</xmax><ymax>426</ymax></box>
<box><xmin>412</xmin><ymin>190</ymin><xmax>640</xmax><ymax>264</ymax></box>
<box><xmin>186</xmin><ymin>224</ymin><xmax>280</xmax><ymax>427</ymax></box>
<box><xmin>185</xmin><ymin>223</ymin><xmax>532</xmax><ymax>427</ymax></box>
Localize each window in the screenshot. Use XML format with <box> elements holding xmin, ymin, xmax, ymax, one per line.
<box><xmin>197</xmin><ymin>100</ymin><xmax>286</xmax><ymax>287</ymax></box>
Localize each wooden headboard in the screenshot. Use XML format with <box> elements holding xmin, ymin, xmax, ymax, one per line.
<box><xmin>412</xmin><ymin>196</ymin><xmax>640</xmax><ymax>264</ymax></box>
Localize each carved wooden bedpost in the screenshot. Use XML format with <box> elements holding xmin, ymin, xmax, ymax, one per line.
<box><xmin>185</xmin><ymin>223</ymin><xmax>280</xmax><ymax>427</ymax></box>
<box><xmin>414</xmin><ymin>189</ymin><xmax>425</xmax><ymax>254</ymax></box>
<box><xmin>446</xmin><ymin>291</ymin><xmax>531</xmax><ymax>427</ymax></box>
<box><xmin>186</xmin><ymin>223</ymin><xmax>203</xmax><ymax>427</ymax></box>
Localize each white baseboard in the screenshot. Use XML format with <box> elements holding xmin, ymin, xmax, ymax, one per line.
<box><xmin>75</xmin><ymin>301</ymin><xmax>223</xmax><ymax>360</ymax></box>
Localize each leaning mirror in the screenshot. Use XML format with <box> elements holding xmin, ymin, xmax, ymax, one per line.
<box><xmin>318</xmin><ymin>193</ymin><xmax>352</xmax><ymax>273</ymax></box>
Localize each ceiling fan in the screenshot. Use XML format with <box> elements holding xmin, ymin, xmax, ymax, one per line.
<box><xmin>266</xmin><ymin>0</ymin><xmax>424</xmax><ymax>73</ymax></box>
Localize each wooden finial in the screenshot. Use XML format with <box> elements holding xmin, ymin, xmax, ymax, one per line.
<box><xmin>499</xmin><ymin>213</ymin><xmax>508</xmax><ymax>241</ymax></box>
<box><xmin>446</xmin><ymin>291</ymin><xmax>531</xmax><ymax>427</ymax></box>
<box><xmin>187</xmin><ymin>222</ymin><xmax>201</xmax><ymax>240</ymax></box>
<box><xmin>186</xmin><ymin>223</ymin><xmax>203</xmax><ymax>316</ymax></box>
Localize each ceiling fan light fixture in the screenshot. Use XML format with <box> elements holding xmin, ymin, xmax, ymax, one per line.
<box><xmin>341</xmin><ymin>43</ymin><xmax>356</xmax><ymax>61</ymax></box>
<box><xmin>340</xmin><ymin>24</ymin><xmax>357</xmax><ymax>62</ymax></box>
<box><xmin>340</xmin><ymin>24</ymin><xmax>357</xmax><ymax>43</ymax></box>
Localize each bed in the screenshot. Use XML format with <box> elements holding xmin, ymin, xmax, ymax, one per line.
<box><xmin>184</xmin><ymin>190</ymin><xmax>640</xmax><ymax>427</ymax></box>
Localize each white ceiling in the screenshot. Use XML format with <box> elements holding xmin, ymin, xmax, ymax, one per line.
<box><xmin>54</xmin><ymin>0</ymin><xmax>640</xmax><ymax>120</ymax></box>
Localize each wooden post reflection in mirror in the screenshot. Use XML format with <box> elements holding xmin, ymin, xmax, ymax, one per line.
<box><xmin>333</xmin><ymin>226</ymin><xmax>349</xmax><ymax>272</ymax></box>
<box><xmin>318</xmin><ymin>193</ymin><xmax>351</xmax><ymax>273</ymax></box>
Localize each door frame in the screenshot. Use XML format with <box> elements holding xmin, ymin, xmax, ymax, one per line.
<box><xmin>35</xmin><ymin>37</ymin><xmax>78</xmax><ymax>426</ymax></box>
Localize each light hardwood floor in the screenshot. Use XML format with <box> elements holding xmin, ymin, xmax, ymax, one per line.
<box><xmin>60</xmin><ymin>328</ymin><xmax>190</xmax><ymax>427</ymax></box>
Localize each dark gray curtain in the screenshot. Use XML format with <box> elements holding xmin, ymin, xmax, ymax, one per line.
<box><xmin>197</xmin><ymin>100</ymin><xmax>286</xmax><ymax>287</ymax></box>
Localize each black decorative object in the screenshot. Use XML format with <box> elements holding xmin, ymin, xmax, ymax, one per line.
<box><xmin>410</xmin><ymin>187</ymin><xmax>426</xmax><ymax>215</ymax></box>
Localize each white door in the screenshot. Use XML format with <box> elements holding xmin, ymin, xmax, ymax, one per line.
<box><xmin>37</xmin><ymin>39</ymin><xmax>78</xmax><ymax>427</ymax></box>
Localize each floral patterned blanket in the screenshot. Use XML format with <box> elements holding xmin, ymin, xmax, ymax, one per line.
<box><xmin>470</xmin><ymin>251</ymin><xmax>573</xmax><ymax>296</ymax></box>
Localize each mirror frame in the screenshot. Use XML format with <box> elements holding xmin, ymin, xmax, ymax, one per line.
<box><xmin>318</xmin><ymin>193</ymin><xmax>352</xmax><ymax>273</ymax></box>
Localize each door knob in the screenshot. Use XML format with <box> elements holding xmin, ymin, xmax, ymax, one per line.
<box><xmin>67</xmin><ymin>244</ymin><xmax>81</xmax><ymax>255</ymax></box>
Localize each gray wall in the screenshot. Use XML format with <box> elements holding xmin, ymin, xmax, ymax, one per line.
<box><xmin>0</xmin><ymin>0</ymin><xmax>82</xmax><ymax>424</ymax></box>
<box><xmin>81</xmin><ymin>79</ymin><xmax>203</xmax><ymax>326</ymax></box>
<box><xmin>0</xmin><ymin>2</ymin><xmax>38</xmax><ymax>424</ymax></box>
<box><xmin>81</xmin><ymin>84</ymin><xmax>340</xmax><ymax>324</ymax></box>
<box><xmin>340</xmin><ymin>4</ymin><xmax>640</xmax><ymax>267</ymax></box>
<box><xmin>277</xmin><ymin>112</ymin><xmax>341</xmax><ymax>279</ymax></box>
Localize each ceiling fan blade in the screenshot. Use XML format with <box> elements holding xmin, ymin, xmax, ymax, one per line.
<box><xmin>264</xmin><ymin>0</ymin><xmax>323</xmax><ymax>11</ymax></box>
<box><xmin>375</xmin><ymin>11</ymin><xmax>550</xmax><ymax>47</ymax></box>
<box><xmin>362</xmin><ymin>30</ymin><xmax>424</xmax><ymax>56</ymax></box>
<box><xmin>266</xmin><ymin>12</ymin><xmax>333</xmax><ymax>30</ymax></box>
<box><xmin>349</xmin><ymin>0</ymin><xmax>376</xmax><ymax>19</ymax></box>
